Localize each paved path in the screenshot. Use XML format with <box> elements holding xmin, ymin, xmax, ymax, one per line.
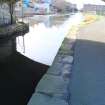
<box><xmin>70</xmin><ymin>19</ymin><xmax>105</xmax><ymax>105</ymax></box>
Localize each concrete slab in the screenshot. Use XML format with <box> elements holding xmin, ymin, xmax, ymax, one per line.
<box><xmin>28</xmin><ymin>93</ymin><xmax>68</xmax><ymax>105</ymax></box>
<box><xmin>36</xmin><ymin>74</ymin><xmax>69</xmax><ymax>97</ymax></box>
<box><xmin>47</xmin><ymin>62</ymin><xmax>63</xmax><ymax>75</ymax></box>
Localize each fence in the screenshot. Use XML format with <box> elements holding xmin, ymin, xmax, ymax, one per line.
<box><xmin>0</xmin><ymin>17</ymin><xmax>11</xmax><ymax>26</ymax></box>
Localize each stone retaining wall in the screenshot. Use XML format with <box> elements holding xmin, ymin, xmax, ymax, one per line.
<box><xmin>0</xmin><ymin>22</ymin><xmax>29</xmax><ymax>61</ymax></box>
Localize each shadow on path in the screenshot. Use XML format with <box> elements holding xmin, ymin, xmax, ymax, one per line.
<box><xmin>70</xmin><ymin>39</ymin><xmax>105</xmax><ymax>105</ymax></box>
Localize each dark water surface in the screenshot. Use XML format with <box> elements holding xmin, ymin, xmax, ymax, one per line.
<box><xmin>0</xmin><ymin>52</ymin><xmax>49</xmax><ymax>105</ymax></box>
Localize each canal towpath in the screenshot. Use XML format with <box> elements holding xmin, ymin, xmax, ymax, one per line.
<box><xmin>70</xmin><ymin>18</ymin><xmax>105</xmax><ymax>105</ymax></box>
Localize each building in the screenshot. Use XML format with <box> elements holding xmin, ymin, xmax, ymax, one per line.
<box><xmin>83</xmin><ymin>4</ymin><xmax>105</xmax><ymax>14</ymax></box>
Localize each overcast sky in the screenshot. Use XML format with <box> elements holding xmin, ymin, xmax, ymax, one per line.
<box><xmin>65</xmin><ymin>0</ymin><xmax>105</xmax><ymax>9</ymax></box>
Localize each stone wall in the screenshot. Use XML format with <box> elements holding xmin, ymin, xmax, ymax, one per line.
<box><xmin>0</xmin><ymin>39</ymin><xmax>15</xmax><ymax>62</ymax></box>
<box><xmin>0</xmin><ymin>23</ymin><xmax>29</xmax><ymax>62</ymax></box>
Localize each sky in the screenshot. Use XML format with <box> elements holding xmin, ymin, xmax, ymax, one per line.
<box><xmin>65</xmin><ymin>0</ymin><xmax>105</xmax><ymax>9</ymax></box>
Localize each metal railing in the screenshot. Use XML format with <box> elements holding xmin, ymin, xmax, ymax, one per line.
<box><xmin>0</xmin><ymin>17</ymin><xmax>11</xmax><ymax>26</ymax></box>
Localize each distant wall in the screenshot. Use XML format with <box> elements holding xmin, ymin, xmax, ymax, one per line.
<box><xmin>83</xmin><ymin>4</ymin><xmax>105</xmax><ymax>15</ymax></box>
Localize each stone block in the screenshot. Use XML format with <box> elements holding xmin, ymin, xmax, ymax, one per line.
<box><xmin>28</xmin><ymin>93</ymin><xmax>68</xmax><ymax>105</ymax></box>
<box><xmin>36</xmin><ymin>74</ymin><xmax>69</xmax><ymax>97</ymax></box>
<box><xmin>62</xmin><ymin>56</ymin><xmax>73</xmax><ymax>64</ymax></box>
<box><xmin>47</xmin><ymin>62</ymin><xmax>63</xmax><ymax>75</ymax></box>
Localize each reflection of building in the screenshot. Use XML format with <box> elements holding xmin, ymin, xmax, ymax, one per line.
<box><xmin>83</xmin><ymin>4</ymin><xmax>105</xmax><ymax>14</ymax></box>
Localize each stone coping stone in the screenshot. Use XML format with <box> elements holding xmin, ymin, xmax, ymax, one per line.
<box><xmin>47</xmin><ymin>62</ymin><xmax>63</xmax><ymax>76</ymax></box>
<box><xmin>28</xmin><ymin>93</ymin><xmax>68</xmax><ymax>105</ymax></box>
<box><xmin>54</xmin><ymin>55</ymin><xmax>64</xmax><ymax>63</ymax></box>
<box><xmin>62</xmin><ymin>56</ymin><xmax>73</xmax><ymax>64</ymax></box>
<box><xmin>36</xmin><ymin>74</ymin><xmax>69</xmax><ymax>96</ymax></box>
<box><xmin>62</xmin><ymin>64</ymin><xmax>72</xmax><ymax>81</ymax></box>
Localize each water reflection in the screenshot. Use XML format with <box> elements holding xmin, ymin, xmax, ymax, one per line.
<box><xmin>0</xmin><ymin>13</ymin><xmax>83</xmax><ymax>105</ymax></box>
<box><xmin>0</xmin><ymin>32</ymin><xmax>49</xmax><ymax>105</ymax></box>
<box><xmin>27</xmin><ymin>14</ymin><xmax>71</xmax><ymax>27</ymax></box>
<box><xmin>17</xmin><ymin>13</ymin><xmax>83</xmax><ymax>66</ymax></box>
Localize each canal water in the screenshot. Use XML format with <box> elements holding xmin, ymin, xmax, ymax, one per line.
<box><xmin>0</xmin><ymin>25</ymin><xmax>49</xmax><ymax>105</ymax></box>
<box><xmin>17</xmin><ymin>13</ymin><xmax>83</xmax><ymax>66</ymax></box>
<box><xmin>0</xmin><ymin>13</ymin><xmax>83</xmax><ymax>105</ymax></box>
<box><xmin>0</xmin><ymin>52</ymin><xmax>49</xmax><ymax>105</ymax></box>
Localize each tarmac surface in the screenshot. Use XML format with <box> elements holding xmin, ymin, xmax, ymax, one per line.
<box><xmin>70</xmin><ymin>19</ymin><xmax>105</xmax><ymax>105</ymax></box>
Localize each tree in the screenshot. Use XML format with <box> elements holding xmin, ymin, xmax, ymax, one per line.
<box><xmin>0</xmin><ymin>0</ymin><xmax>18</xmax><ymax>24</ymax></box>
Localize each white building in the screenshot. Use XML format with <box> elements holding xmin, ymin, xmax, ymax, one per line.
<box><xmin>83</xmin><ymin>4</ymin><xmax>105</xmax><ymax>14</ymax></box>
